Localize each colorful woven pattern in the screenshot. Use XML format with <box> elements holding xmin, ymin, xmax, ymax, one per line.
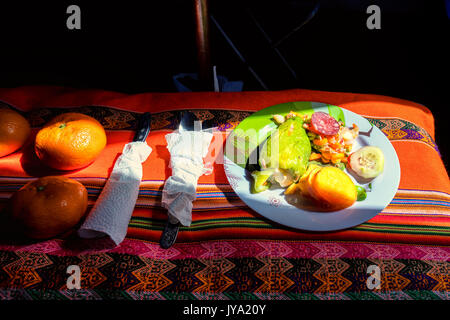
<box><xmin>366</xmin><ymin>117</ymin><xmax>439</xmax><ymax>153</ymax></box>
<box><xmin>0</xmin><ymin>239</ymin><xmax>449</xmax><ymax>300</ymax></box>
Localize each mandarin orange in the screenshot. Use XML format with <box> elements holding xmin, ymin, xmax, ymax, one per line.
<box><xmin>9</xmin><ymin>176</ymin><xmax>88</xmax><ymax>239</ymax></box>
<box><xmin>0</xmin><ymin>107</ymin><xmax>31</xmax><ymax>157</ymax></box>
<box><xmin>35</xmin><ymin>113</ymin><xmax>107</xmax><ymax>170</ymax></box>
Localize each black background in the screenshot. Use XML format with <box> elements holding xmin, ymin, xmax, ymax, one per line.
<box><xmin>0</xmin><ymin>0</ymin><xmax>448</xmax><ymax>167</ymax></box>
<box><xmin>0</xmin><ymin>299</ymin><xmax>447</xmax><ymax>317</ymax></box>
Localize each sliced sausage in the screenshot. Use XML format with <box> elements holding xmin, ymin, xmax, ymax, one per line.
<box><xmin>311</xmin><ymin>112</ymin><xmax>340</xmax><ymax>136</ymax></box>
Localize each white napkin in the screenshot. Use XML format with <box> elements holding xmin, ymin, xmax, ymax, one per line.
<box><xmin>78</xmin><ymin>141</ymin><xmax>152</xmax><ymax>246</ymax></box>
<box><xmin>161</xmin><ymin>130</ymin><xmax>213</xmax><ymax>226</ymax></box>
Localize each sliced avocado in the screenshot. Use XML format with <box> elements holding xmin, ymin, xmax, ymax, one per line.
<box><xmin>258</xmin><ymin>117</ymin><xmax>311</xmax><ymax>180</ymax></box>
<box><xmin>251</xmin><ymin>169</ymin><xmax>275</xmax><ymax>193</ymax></box>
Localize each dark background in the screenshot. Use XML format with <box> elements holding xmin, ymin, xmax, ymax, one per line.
<box><xmin>0</xmin><ymin>0</ymin><xmax>448</xmax><ymax>167</ymax></box>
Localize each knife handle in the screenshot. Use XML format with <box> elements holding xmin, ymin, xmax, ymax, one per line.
<box><xmin>160</xmin><ymin>221</ymin><xmax>180</xmax><ymax>249</ymax></box>
<box><xmin>133</xmin><ymin>112</ymin><xmax>152</xmax><ymax>142</ymax></box>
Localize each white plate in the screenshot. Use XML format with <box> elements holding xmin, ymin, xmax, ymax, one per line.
<box><xmin>223</xmin><ymin>102</ymin><xmax>401</xmax><ymax>231</ymax></box>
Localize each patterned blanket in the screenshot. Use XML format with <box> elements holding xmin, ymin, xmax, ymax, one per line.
<box><xmin>0</xmin><ymin>86</ymin><xmax>448</xmax><ymax>300</ymax></box>
<box><xmin>0</xmin><ymin>239</ymin><xmax>448</xmax><ymax>300</ymax></box>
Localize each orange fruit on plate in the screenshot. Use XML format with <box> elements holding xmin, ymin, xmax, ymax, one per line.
<box><xmin>35</xmin><ymin>113</ymin><xmax>107</xmax><ymax>170</ymax></box>
<box><xmin>9</xmin><ymin>176</ymin><xmax>88</xmax><ymax>239</ymax></box>
<box><xmin>0</xmin><ymin>107</ymin><xmax>31</xmax><ymax>157</ymax></box>
<box><xmin>311</xmin><ymin>166</ymin><xmax>357</xmax><ymax>210</ymax></box>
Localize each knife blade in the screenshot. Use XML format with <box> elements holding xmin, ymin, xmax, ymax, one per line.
<box><xmin>133</xmin><ymin>112</ymin><xmax>152</xmax><ymax>142</ymax></box>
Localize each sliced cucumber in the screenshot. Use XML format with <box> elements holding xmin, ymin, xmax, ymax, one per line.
<box><xmin>251</xmin><ymin>169</ymin><xmax>275</xmax><ymax>193</ymax></box>
<box><xmin>349</xmin><ymin>146</ymin><xmax>385</xmax><ymax>179</ymax></box>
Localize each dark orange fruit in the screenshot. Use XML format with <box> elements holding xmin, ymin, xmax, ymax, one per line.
<box><xmin>0</xmin><ymin>107</ymin><xmax>31</xmax><ymax>157</ymax></box>
<box><xmin>10</xmin><ymin>176</ymin><xmax>88</xmax><ymax>239</ymax></box>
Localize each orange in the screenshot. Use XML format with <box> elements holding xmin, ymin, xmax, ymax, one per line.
<box><xmin>0</xmin><ymin>107</ymin><xmax>31</xmax><ymax>157</ymax></box>
<box><xmin>9</xmin><ymin>176</ymin><xmax>88</xmax><ymax>239</ymax></box>
<box><xmin>35</xmin><ymin>113</ymin><xmax>107</xmax><ymax>170</ymax></box>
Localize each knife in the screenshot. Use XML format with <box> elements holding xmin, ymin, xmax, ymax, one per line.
<box><xmin>77</xmin><ymin>111</ymin><xmax>152</xmax><ymax>246</ymax></box>
<box><xmin>159</xmin><ymin>110</ymin><xmax>208</xmax><ymax>249</ymax></box>
<box><xmin>134</xmin><ymin>112</ymin><xmax>152</xmax><ymax>142</ymax></box>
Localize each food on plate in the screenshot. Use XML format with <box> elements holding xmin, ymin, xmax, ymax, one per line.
<box><xmin>35</xmin><ymin>112</ymin><xmax>107</xmax><ymax>170</ymax></box>
<box><xmin>0</xmin><ymin>107</ymin><xmax>31</xmax><ymax>157</ymax></box>
<box><xmin>356</xmin><ymin>185</ymin><xmax>367</xmax><ymax>201</ymax></box>
<box><xmin>348</xmin><ymin>146</ymin><xmax>384</xmax><ymax>179</ymax></box>
<box><xmin>249</xmin><ymin>108</ymin><xmax>380</xmax><ymax>211</ymax></box>
<box><xmin>293</xmin><ymin>163</ymin><xmax>322</xmax><ymax>197</ymax></box>
<box><xmin>251</xmin><ymin>115</ymin><xmax>311</xmax><ymax>193</ymax></box>
<box><xmin>303</xmin><ymin>112</ymin><xmax>359</xmax><ymax>167</ymax></box>
<box><xmin>309</xmin><ymin>111</ymin><xmax>341</xmax><ymax>136</ymax></box>
<box><xmin>8</xmin><ymin>176</ymin><xmax>88</xmax><ymax>239</ymax></box>
<box><xmin>296</xmin><ymin>165</ymin><xmax>357</xmax><ymax>210</ymax></box>
<box><xmin>251</xmin><ymin>169</ymin><xmax>275</xmax><ymax>193</ymax></box>
<box><xmin>272</xmin><ymin>114</ymin><xmax>285</xmax><ymax>125</ymax></box>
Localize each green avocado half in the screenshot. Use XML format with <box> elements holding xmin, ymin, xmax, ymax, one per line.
<box><xmin>253</xmin><ymin>116</ymin><xmax>311</xmax><ymax>193</ymax></box>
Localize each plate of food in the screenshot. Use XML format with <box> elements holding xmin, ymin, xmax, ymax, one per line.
<box><xmin>223</xmin><ymin>101</ymin><xmax>400</xmax><ymax>231</ymax></box>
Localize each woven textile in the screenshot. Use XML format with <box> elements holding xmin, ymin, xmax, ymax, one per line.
<box><xmin>0</xmin><ymin>239</ymin><xmax>449</xmax><ymax>300</ymax></box>
<box><xmin>0</xmin><ymin>86</ymin><xmax>448</xmax><ymax>300</ymax></box>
